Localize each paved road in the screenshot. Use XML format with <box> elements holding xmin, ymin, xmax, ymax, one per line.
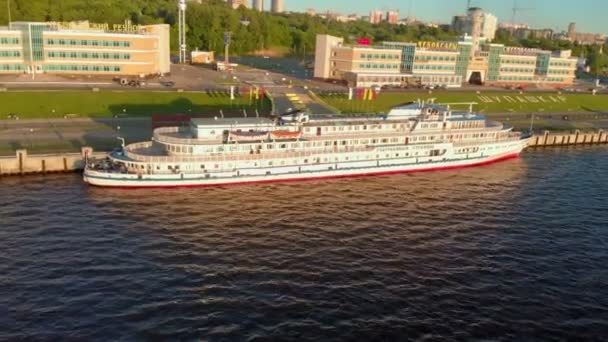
<box><xmin>0</xmin><ymin>118</ymin><xmax>151</xmax><ymax>154</ymax></box>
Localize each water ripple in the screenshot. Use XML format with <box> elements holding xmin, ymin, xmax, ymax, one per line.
<box><xmin>1</xmin><ymin>146</ymin><xmax>608</xmax><ymax>340</ymax></box>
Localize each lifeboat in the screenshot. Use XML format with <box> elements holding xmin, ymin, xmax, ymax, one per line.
<box><xmin>229</xmin><ymin>131</ymin><xmax>269</xmax><ymax>142</ymax></box>
<box><xmin>270</xmin><ymin>130</ymin><xmax>302</xmax><ymax>140</ymax></box>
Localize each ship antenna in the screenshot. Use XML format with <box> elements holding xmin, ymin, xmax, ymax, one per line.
<box><xmin>220</xmin><ymin>109</ymin><xmax>224</xmax><ymax>118</ymax></box>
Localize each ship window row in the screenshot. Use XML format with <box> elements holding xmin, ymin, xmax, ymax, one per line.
<box><xmin>0</xmin><ymin>64</ymin><xmax>25</xmax><ymax>71</ymax></box>
<box><xmin>47</xmin><ymin>51</ymin><xmax>131</xmax><ymax>60</ymax></box>
<box><xmin>451</xmin><ymin>121</ymin><xmax>484</xmax><ymax>129</ymax></box>
<box><xmin>0</xmin><ymin>51</ymin><xmax>21</xmax><ymax>57</ymax></box>
<box><xmin>43</xmin><ymin>64</ymin><xmax>121</xmax><ymax>72</ymax></box>
<box><xmin>46</xmin><ymin>39</ymin><xmax>131</xmax><ymax>47</ymax></box>
<box><xmin>164</xmin><ymin>130</ymin><xmax>502</xmax><ymax>155</ymax></box>
<box><xmin>168</xmin><ymin>145</ymin><xmax>194</xmax><ymax>154</ymax></box>
<box><xmin>0</xmin><ymin>37</ymin><xmax>20</xmax><ymax>45</ymax></box>
<box><xmin>304</xmin><ymin>123</ymin><xmax>412</xmax><ymax>133</ymax></box>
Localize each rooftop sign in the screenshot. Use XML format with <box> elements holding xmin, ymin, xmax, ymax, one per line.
<box><xmin>416</xmin><ymin>41</ymin><xmax>458</xmax><ymax>50</ymax></box>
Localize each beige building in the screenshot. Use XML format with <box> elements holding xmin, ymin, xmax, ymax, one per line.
<box><xmin>191</xmin><ymin>50</ymin><xmax>214</xmax><ymax>64</ymax></box>
<box><xmin>0</xmin><ymin>21</ymin><xmax>170</xmax><ymax>76</ymax></box>
<box><xmin>314</xmin><ymin>34</ymin><xmax>577</xmax><ymax>88</ymax></box>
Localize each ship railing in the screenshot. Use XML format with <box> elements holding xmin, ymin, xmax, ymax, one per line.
<box><xmin>122</xmin><ymin>146</ymin><xmax>375</xmax><ymax>164</ymax></box>
<box><xmin>452</xmin><ymin>136</ymin><xmax>523</xmax><ymax>146</ymax></box>
<box><xmin>153</xmin><ymin>129</ymin><xmax>222</xmax><ymax>145</ymax></box>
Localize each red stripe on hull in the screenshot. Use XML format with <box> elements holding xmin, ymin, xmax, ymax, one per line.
<box><xmin>86</xmin><ymin>152</ymin><xmax>521</xmax><ymax>189</ymax></box>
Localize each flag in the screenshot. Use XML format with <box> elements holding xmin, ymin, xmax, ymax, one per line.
<box><xmin>255</xmin><ymin>86</ymin><xmax>260</xmax><ymax>100</ymax></box>
<box><xmin>348</xmin><ymin>87</ymin><xmax>353</xmax><ymax>100</ymax></box>
<box><xmin>241</xmin><ymin>86</ymin><xmax>249</xmax><ymax>99</ymax></box>
<box><xmin>230</xmin><ymin>85</ymin><xmax>235</xmax><ymax>100</ymax></box>
<box><xmin>357</xmin><ymin>88</ymin><xmax>364</xmax><ymax>100</ymax></box>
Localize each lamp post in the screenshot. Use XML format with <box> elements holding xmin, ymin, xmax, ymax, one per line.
<box><xmin>7</xmin><ymin>0</ymin><xmax>11</xmax><ymax>28</ymax></box>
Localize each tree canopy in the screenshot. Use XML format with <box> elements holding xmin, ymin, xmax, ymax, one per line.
<box><xmin>2</xmin><ymin>0</ymin><xmax>606</xmax><ymax>72</ymax></box>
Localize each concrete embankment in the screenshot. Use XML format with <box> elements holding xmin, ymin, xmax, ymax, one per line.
<box><xmin>0</xmin><ymin>148</ymin><xmax>105</xmax><ymax>176</ymax></box>
<box><xmin>529</xmin><ymin>130</ymin><xmax>608</xmax><ymax>147</ymax></box>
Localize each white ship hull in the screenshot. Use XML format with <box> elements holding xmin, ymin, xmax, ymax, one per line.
<box><xmin>84</xmin><ymin>102</ymin><xmax>531</xmax><ymax>189</ymax></box>
<box><xmin>84</xmin><ymin>146</ymin><xmax>525</xmax><ymax>188</ymax></box>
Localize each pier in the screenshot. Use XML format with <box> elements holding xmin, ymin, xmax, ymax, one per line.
<box><xmin>528</xmin><ymin>130</ymin><xmax>608</xmax><ymax>147</ymax></box>
<box><xmin>0</xmin><ymin>148</ymin><xmax>105</xmax><ymax>176</ymax></box>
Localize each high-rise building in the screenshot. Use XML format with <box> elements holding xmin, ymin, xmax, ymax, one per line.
<box><xmin>252</xmin><ymin>0</ymin><xmax>263</xmax><ymax>11</ymax></box>
<box><xmin>386</xmin><ymin>11</ymin><xmax>399</xmax><ymax>25</ymax></box>
<box><xmin>481</xmin><ymin>12</ymin><xmax>497</xmax><ymax>40</ymax></box>
<box><xmin>271</xmin><ymin>0</ymin><xmax>284</xmax><ymax>13</ymax></box>
<box><xmin>227</xmin><ymin>0</ymin><xmax>248</xmax><ymax>9</ymax></box>
<box><xmin>467</xmin><ymin>7</ymin><xmax>483</xmax><ymax>56</ymax></box>
<box><xmin>452</xmin><ymin>15</ymin><xmax>468</xmax><ymax>33</ymax></box>
<box><xmin>567</xmin><ymin>22</ymin><xmax>576</xmax><ymax>39</ymax></box>
<box><xmin>369</xmin><ymin>10</ymin><xmax>384</xmax><ymax>24</ymax></box>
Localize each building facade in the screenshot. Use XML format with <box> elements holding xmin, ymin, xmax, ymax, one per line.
<box><xmin>271</xmin><ymin>0</ymin><xmax>284</xmax><ymax>13</ymax></box>
<box><xmin>386</xmin><ymin>11</ymin><xmax>399</xmax><ymax>25</ymax></box>
<box><xmin>252</xmin><ymin>0</ymin><xmax>263</xmax><ymax>11</ymax></box>
<box><xmin>313</xmin><ymin>34</ymin><xmax>577</xmax><ymax>88</ymax></box>
<box><xmin>227</xmin><ymin>0</ymin><xmax>248</xmax><ymax>9</ymax></box>
<box><xmin>0</xmin><ymin>21</ymin><xmax>170</xmax><ymax>76</ymax></box>
<box><xmin>369</xmin><ymin>10</ymin><xmax>384</xmax><ymax>24</ymax></box>
<box><xmin>452</xmin><ymin>8</ymin><xmax>497</xmax><ymax>42</ymax></box>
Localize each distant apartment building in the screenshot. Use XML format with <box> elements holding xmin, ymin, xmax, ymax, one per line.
<box><xmin>452</xmin><ymin>8</ymin><xmax>498</xmax><ymax>41</ymax></box>
<box><xmin>313</xmin><ymin>34</ymin><xmax>577</xmax><ymax>88</ymax></box>
<box><xmin>481</xmin><ymin>13</ymin><xmax>497</xmax><ymax>40</ymax></box>
<box><xmin>513</xmin><ymin>28</ymin><xmax>554</xmax><ymax>40</ymax></box>
<box><xmin>386</xmin><ymin>11</ymin><xmax>399</xmax><ymax>25</ymax></box>
<box><xmin>227</xmin><ymin>0</ymin><xmax>248</xmax><ymax>9</ymax></box>
<box><xmin>369</xmin><ymin>10</ymin><xmax>384</xmax><ymax>24</ymax></box>
<box><xmin>0</xmin><ymin>21</ymin><xmax>170</xmax><ymax>76</ymax></box>
<box><xmin>451</xmin><ymin>15</ymin><xmax>468</xmax><ymax>33</ymax></box>
<box><xmin>563</xmin><ymin>22</ymin><xmax>606</xmax><ymax>45</ymax></box>
<box><xmin>271</xmin><ymin>0</ymin><xmax>284</xmax><ymax>13</ymax></box>
<box><xmin>252</xmin><ymin>0</ymin><xmax>263</xmax><ymax>11</ymax></box>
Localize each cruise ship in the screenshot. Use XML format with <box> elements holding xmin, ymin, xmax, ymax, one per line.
<box><xmin>84</xmin><ymin>102</ymin><xmax>530</xmax><ymax>188</ymax></box>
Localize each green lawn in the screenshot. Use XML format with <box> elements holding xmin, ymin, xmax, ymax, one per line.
<box><xmin>0</xmin><ymin>90</ymin><xmax>272</xmax><ymax>119</ymax></box>
<box><xmin>318</xmin><ymin>91</ymin><xmax>608</xmax><ymax>114</ymax></box>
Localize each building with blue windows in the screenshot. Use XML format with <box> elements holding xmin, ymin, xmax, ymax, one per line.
<box><xmin>314</xmin><ymin>34</ymin><xmax>577</xmax><ymax>88</ymax></box>
<box><xmin>0</xmin><ymin>21</ymin><xmax>170</xmax><ymax>76</ymax></box>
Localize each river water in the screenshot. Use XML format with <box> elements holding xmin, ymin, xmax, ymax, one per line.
<box><xmin>1</xmin><ymin>146</ymin><xmax>607</xmax><ymax>341</ymax></box>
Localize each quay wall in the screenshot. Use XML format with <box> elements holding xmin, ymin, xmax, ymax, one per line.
<box><xmin>0</xmin><ymin>148</ymin><xmax>106</xmax><ymax>176</ymax></box>
<box><xmin>528</xmin><ymin>130</ymin><xmax>608</xmax><ymax>147</ymax></box>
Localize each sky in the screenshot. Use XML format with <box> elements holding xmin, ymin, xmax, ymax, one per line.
<box><xmin>288</xmin><ymin>0</ymin><xmax>608</xmax><ymax>34</ymax></box>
